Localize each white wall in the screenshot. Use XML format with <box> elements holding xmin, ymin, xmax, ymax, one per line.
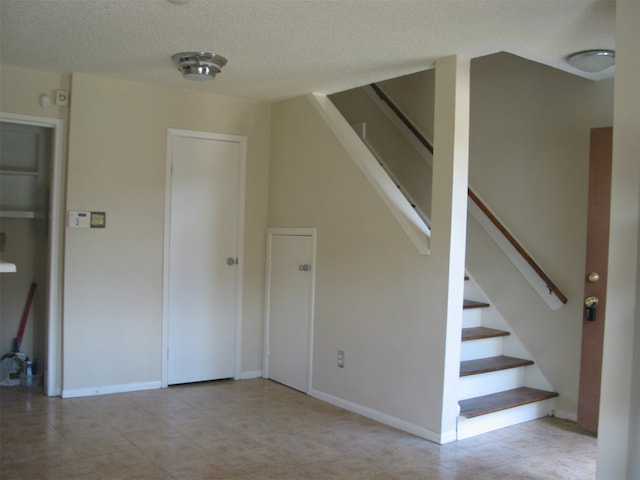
<box><xmin>597</xmin><ymin>0</ymin><xmax>640</xmax><ymax>477</ymax></box>
<box><xmin>268</xmin><ymin>87</ymin><xmax>466</xmax><ymax>441</ymax></box>
<box><xmin>61</xmin><ymin>73</ymin><xmax>270</xmax><ymax>393</ymax></box>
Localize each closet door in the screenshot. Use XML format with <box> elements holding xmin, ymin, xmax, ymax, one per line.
<box><xmin>167</xmin><ymin>131</ymin><xmax>243</xmax><ymax>385</ymax></box>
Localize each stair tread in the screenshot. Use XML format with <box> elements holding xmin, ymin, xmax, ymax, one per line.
<box><xmin>463</xmin><ymin>299</ymin><xmax>490</xmax><ymax>309</ymax></box>
<box><xmin>459</xmin><ymin>387</ymin><xmax>559</xmax><ymax>418</ymax></box>
<box><xmin>462</xmin><ymin>327</ymin><xmax>510</xmax><ymax>341</ymax></box>
<box><xmin>460</xmin><ymin>355</ymin><xmax>533</xmax><ymax>376</ymax></box>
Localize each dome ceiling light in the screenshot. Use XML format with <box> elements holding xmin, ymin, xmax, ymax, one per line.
<box><xmin>172</xmin><ymin>51</ymin><xmax>227</xmax><ymax>81</ymax></box>
<box><xmin>567</xmin><ymin>49</ymin><xmax>615</xmax><ymax>73</ymax></box>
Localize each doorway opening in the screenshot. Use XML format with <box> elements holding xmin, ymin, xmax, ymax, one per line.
<box><xmin>0</xmin><ymin>113</ymin><xmax>64</xmax><ymax>397</ymax></box>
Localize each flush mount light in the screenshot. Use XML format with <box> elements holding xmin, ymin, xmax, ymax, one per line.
<box><xmin>567</xmin><ymin>49</ymin><xmax>615</xmax><ymax>73</ymax></box>
<box><xmin>172</xmin><ymin>51</ymin><xmax>227</xmax><ymax>81</ymax></box>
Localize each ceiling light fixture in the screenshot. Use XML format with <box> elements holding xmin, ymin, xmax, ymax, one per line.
<box><xmin>172</xmin><ymin>51</ymin><xmax>227</xmax><ymax>81</ymax></box>
<box><xmin>567</xmin><ymin>49</ymin><xmax>615</xmax><ymax>73</ymax></box>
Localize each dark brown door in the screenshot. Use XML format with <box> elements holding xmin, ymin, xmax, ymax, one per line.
<box><xmin>577</xmin><ymin>127</ymin><xmax>613</xmax><ymax>433</ymax></box>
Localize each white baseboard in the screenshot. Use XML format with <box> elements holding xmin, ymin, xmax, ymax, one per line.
<box><xmin>552</xmin><ymin>408</ymin><xmax>578</xmax><ymax>422</ymax></box>
<box><xmin>237</xmin><ymin>370</ymin><xmax>263</xmax><ymax>380</ymax></box>
<box><xmin>61</xmin><ymin>381</ymin><xmax>162</xmax><ymax>399</ymax></box>
<box><xmin>310</xmin><ymin>388</ymin><xmax>453</xmax><ymax>444</ymax></box>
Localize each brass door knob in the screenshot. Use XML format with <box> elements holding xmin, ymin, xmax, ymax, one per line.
<box><xmin>588</xmin><ymin>272</ymin><xmax>600</xmax><ymax>283</ymax></box>
<box><xmin>585</xmin><ymin>296</ymin><xmax>599</xmax><ymax>308</ymax></box>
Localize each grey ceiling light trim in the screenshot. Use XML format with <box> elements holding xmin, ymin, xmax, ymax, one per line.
<box><xmin>172</xmin><ymin>51</ymin><xmax>227</xmax><ymax>80</ymax></box>
<box><xmin>567</xmin><ymin>49</ymin><xmax>615</xmax><ymax>73</ymax></box>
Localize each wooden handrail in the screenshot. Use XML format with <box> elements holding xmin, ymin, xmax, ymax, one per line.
<box><xmin>369</xmin><ymin>82</ymin><xmax>567</xmax><ymax>305</ymax></box>
<box><xmin>468</xmin><ymin>189</ymin><xmax>567</xmax><ymax>304</ymax></box>
<box><xmin>370</xmin><ymin>83</ymin><xmax>434</xmax><ymax>154</ymax></box>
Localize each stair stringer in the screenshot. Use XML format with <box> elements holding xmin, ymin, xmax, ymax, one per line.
<box><xmin>307</xmin><ymin>93</ymin><xmax>431</xmax><ymax>255</ymax></box>
<box><xmin>458</xmin><ymin>275</ymin><xmax>557</xmax><ymax>439</ymax></box>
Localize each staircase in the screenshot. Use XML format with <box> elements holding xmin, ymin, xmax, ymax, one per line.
<box><xmin>326</xmin><ymin>86</ymin><xmax>564</xmax><ymax>440</ymax></box>
<box><xmin>457</xmin><ymin>287</ymin><xmax>558</xmax><ymax>440</ymax></box>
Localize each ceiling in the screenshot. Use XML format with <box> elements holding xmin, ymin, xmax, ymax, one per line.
<box><xmin>0</xmin><ymin>0</ymin><xmax>615</xmax><ymax>102</ymax></box>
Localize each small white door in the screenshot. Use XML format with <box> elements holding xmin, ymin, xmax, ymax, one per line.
<box><xmin>265</xmin><ymin>230</ymin><xmax>316</xmax><ymax>393</ymax></box>
<box><xmin>166</xmin><ymin>131</ymin><xmax>244</xmax><ymax>385</ymax></box>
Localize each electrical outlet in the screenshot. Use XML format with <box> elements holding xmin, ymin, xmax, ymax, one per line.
<box><xmin>337</xmin><ymin>350</ymin><xmax>345</xmax><ymax>368</ymax></box>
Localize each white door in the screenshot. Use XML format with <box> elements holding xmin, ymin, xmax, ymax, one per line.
<box><xmin>167</xmin><ymin>131</ymin><xmax>244</xmax><ymax>385</ymax></box>
<box><xmin>266</xmin><ymin>230</ymin><xmax>315</xmax><ymax>393</ymax></box>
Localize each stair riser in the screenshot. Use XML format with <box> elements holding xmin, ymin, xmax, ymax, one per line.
<box><xmin>460</xmin><ymin>337</ymin><xmax>503</xmax><ymax>361</ymax></box>
<box><xmin>462</xmin><ymin>308</ymin><xmax>483</xmax><ymax>328</ymax></box>
<box><xmin>457</xmin><ymin>398</ymin><xmax>555</xmax><ymax>440</ymax></box>
<box><xmin>459</xmin><ymin>368</ymin><xmax>525</xmax><ymax>400</ymax></box>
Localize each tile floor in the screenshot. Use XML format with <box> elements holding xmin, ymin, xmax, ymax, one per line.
<box><xmin>0</xmin><ymin>379</ymin><xmax>596</xmax><ymax>479</ymax></box>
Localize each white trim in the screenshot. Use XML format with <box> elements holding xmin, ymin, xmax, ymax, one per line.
<box><xmin>310</xmin><ymin>388</ymin><xmax>453</xmax><ymax>444</ymax></box>
<box><xmin>0</xmin><ymin>112</ymin><xmax>65</xmax><ymax>397</ymax></box>
<box><xmin>62</xmin><ymin>381</ymin><xmax>162</xmax><ymax>399</ymax></box>
<box><xmin>307</xmin><ymin>93</ymin><xmax>430</xmax><ymax>255</ymax></box>
<box><xmin>263</xmin><ymin>228</ymin><xmax>317</xmax><ymax>394</ymax></box>
<box><xmin>552</xmin><ymin>409</ymin><xmax>578</xmax><ymax>422</ymax></box>
<box><xmin>162</xmin><ymin>128</ymin><xmax>247</xmax><ymax>387</ymax></box>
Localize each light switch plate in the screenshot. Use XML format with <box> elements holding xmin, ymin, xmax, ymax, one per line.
<box><xmin>68</xmin><ymin>211</ymin><xmax>90</xmax><ymax>228</ymax></box>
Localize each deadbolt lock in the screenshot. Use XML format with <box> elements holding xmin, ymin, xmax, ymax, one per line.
<box><xmin>584</xmin><ymin>296</ymin><xmax>599</xmax><ymax>321</ymax></box>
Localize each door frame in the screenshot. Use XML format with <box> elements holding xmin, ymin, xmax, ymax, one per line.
<box><xmin>0</xmin><ymin>112</ymin><xmax>65</xmax><ymax>397</ymax></box>
<box><xmin>162</xmin><ymin>128</ymin><xmax>247</xmax><ymax>387</ymax></box>
<box><xmin>263</xmin><ymin>227</ymin><xmax>317</xmax><ymax>394</ymax></box>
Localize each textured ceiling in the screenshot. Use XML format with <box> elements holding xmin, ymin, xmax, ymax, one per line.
<box><xmin>0</xmin><ymin>0</ymin><xmax>615</xmax><ymax>101</ymax></box>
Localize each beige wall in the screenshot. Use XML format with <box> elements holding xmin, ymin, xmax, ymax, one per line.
<box><xmin>269</xmin><ymin>95</ymin><xmax>459</xmax><ymax>440</ymax></box>
<box><xmin>378</xmin><ymin>69</ymin><xmax>436</xmax><ymax>145</ymax></box>
<box><xmin>375</xmin><ymin>54</ymin><xmax>614</xmax><ymax>417</ymax></box>
<box><xmin>0</xmin><ymin>66</ymin><xmax>70</xmax><ymax>120</ymax></box>
<box><xmin>466</xmin><ymin>53</ymin><xmax>613</xmax><ymax>416</ymax></box>
<box><xmin>62</xmin><ymin>74</ymin><xmax>270</xmax><ymax>392</ymax></box>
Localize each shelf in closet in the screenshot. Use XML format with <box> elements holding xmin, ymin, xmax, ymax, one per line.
<box><xmin>0</xmin><ymin>210</ymin><xmax>45</xmax><ymax>219</ymax></box>
<box><xmin>0</xmin><ymin>168</ymin><xmax>39</xmax><ymax>176</ymax></box>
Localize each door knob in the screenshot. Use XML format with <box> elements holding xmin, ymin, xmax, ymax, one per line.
<box><xmin>585</xmin><ymin>296</ymin><xmax>599</xmax><ymax>321</ymax></box>
<box><xmin>587</xmin><ymin>272</ymin><xmax>600</xmax><ymax>283</ymax></box>
<box><xmin>584</xmin><ymin>296</ymin><xmax>599</xmax><ymax>308</ymax></box>
<box><xmin>299</xmin><ymin>264</ymin><xmax>311</xmax><ymax>272</ymax></box>
<box><xmin>227</xmin><ymin>257</ymin><xmax>238</xmax><ymax>266</ymax></box>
